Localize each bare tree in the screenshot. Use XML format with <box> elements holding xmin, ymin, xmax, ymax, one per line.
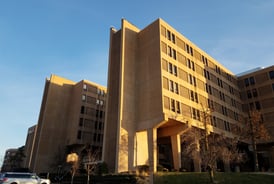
<box><xmin>81</xmin><ymin>144</ymin><xmax>101</xmax><ymax>184</ymax></box>
<box><xmin>181</xmin><ymin>104</ymin><xmax>247</xmax><ymax>183</ymax></box>
<box><xmin>240</xmin><ymin>110</ymin><xmax>270</xmax><ymax>171</ymax></box>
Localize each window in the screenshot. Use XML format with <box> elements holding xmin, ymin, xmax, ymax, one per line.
<box><xmin>192</xmin><ymin>108</ymin><xmax>200</xmax><ymax>120</ymax></box>
<box><xmin>204</xmin><ymin>69</ymin><xmax>210</xmax><ymax>80</ymax></box>
<box><xmin>189</xmin><ymin>74</ymin><xmax>197</xmax><ymax>86</ymax></box>
<box><xmin>252</xmin><ymin>89</ymin><xmax>258</xmax><ymax>97</ymax></box>
<box><xmin>174</xmin><ymin>82</ymin><xmax>179</xmax><ymax>94</ymax></box>
<box><xmin>100</xmin><ymin>110</ymin><xmax>103</xmax><ymax>118</ymax></box>
<box><xmin>82</xmin><ymin>94</ymin><xmax>86</xmax><ymax>102</ymax></box>
<box><xmin>249</xmin><ymin>76</ymin><xmax>255</xmax><ymax>85</ymax></box>
<box><xmin>97</xmin><ymin>134</ymin><xmax>101</xmax><ymax>142</ymax></box>
<box><xmin>229</xmin><ymin>86</ymin><xmax>234</xmax><ymax>94</ymax></box>
<box><xmin>219</xmin><ymin>92</ymin><xmax>225</xmax><ymax>101</ymax></box>
<box><xmin>167</xmin><ymin>30</ymin><xmax>171</xmax><ymax>40</ymax></box>
<box><xmin>186</xmin><ymin>44</ymin><xmax>193</xmax><ymax>56</ymax></box>
<box><xmin>224</xmin><ymin>121</ymin><xmax>231</xmax><ymax>131</ymax></box>
<box><xmin>215</xmin><ymin>66</ymin><xmax>221</xmax><ymax>74</ymax></box>
<box><xmin>201</xmin><ymin>55</ymin><xmax>208</xmax><ymax>66</ymax></box>
<box><xmin>168</xmin><ymin>63</ymin><xmax>173</xmax><ymax>73</ymax></box>
<box><xmin>269</xmin><ymin>71</ymin><xmax>274</xmax><ymax>79</ymax></box>
<box><xmin>167</xmin><ymin>46</ymin><xmax>177</xmax><ymax>60</ymax></box>
<box><xmin>190</xmin><ymin>91</ymin><xmax>198</xmax><ymax>103</ymax></box>
<box><xmin>171</xmin><ymin>33</ymin><xmax>176</xmax><ymax>43</ymax></box>
<box><xmin>171</xmin><ymin>99</ymin><xmax>175</xmax><ymax>112</ymax></box>
<box><xmin>187</xmin><ymin>59</ymin><xmax>195</xmax><ymax>71</ymax></box>
<box><xmin>168</xmin><ymin>46</ymin><xmax>172</xmax><ymax>57</ymax></box>
<box><xmin>247</xmin><ymin>90</ymin><xmax>252</xmax><ymax>99</ymax></box>
<box><xmin>234</xmin><ymin>112</ymin><xmax>239</xmax><ymax>121</ymax></box>
<box><xmin>172</xmin><ymin>49</ymin><xmax>177</xmax><ymax>60</ymax></box>
<box><xmin>83</xmin><ymin>84</ymin><xmax>87</xmax><ymax>91</ymax></box>
<box><xmin>93</xmin><ymin>133</ymin><xmax>97</xmax><ymax>142</ymax></box>
<box><xmin>272</xmin><ymin>83</ymin><xmax>274</xmax><ymax>91</ymax></box>
<box><xmin>217</xmin><ymin>78</ymin><xmax>223</xmax><ymax>88</ymax></box>
<box><xmin>176</xmin><ymin>101</ymin><xmax>181</xmax><ymax>114</ymax></box>
<box><xmin>79</xmin><ymin>118</ymin><xmax>83</xmax><ymax>126</ymax></box>
<box><xmin>95</xmin><ymin>121</ymin><xmax>98</xmax><ymax>129</ymax></box>
<box><xmin>244</xmin><ymin>78</ymin><xmax>249</xmax><ymax>87</ymax></box>
<box><xmin>222</xmin><ymin>106</ymin><xmax>228</xmax><ymax>116</ymax></box>
<box><xmin>77</xmin><ymin>131</ymin><xmax>82</xmax><ymax>140</ymax></box>
<box><xmin>231</xmin><ymin>99</ymin><xmax>236</xmax><ymax>107</ymax></box>
<box><xmin>211</xmin><ymin>116</ymin><xmax>217</xmax><ymax>127</ymax></box>
<box><xmin>173</xmin><ymin>65</ymin><xmax>177</xmax><ymax>76</ymax></box>
<box><xmin>255</xmin><ymin>101</ymin><xmax>261</xmax><ymax>110</ymax></box>
<box><xmin>80</xmin><ymin>106</ymin><xmax>85</xmax><ymax>114</ymax></box>
<box><xmin>206</xmin><ymin>84</ymin><xmax>212</xmax><ymax>94</ymax></box>
<box><xmin>169</xmin><ymin>80</ymin><xmax>174</xmax><ymax>92</ymax></box>
<box><xmin>208</xmin><ymin>99</ymin><xmax>214</xmax><ymax>109</ymax></box>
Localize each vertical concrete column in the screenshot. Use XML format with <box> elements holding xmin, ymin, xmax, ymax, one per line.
<box><xmin>148</xmin><ymin>128</ymin><xmax>157</xmax><ymax>184</ymax></box>
<box><xmin>193</xmin><ymin>138</ymin><xmax>201</xmax><ymax>172</ymax></box>
<box><xmin>171</xmin><ymin>134</ymin><xmax>181</xmax><ymax>171</ymax></box>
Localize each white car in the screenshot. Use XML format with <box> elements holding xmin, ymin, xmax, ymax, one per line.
<box><xmin>0</xmin><ymin>172</ymin><xmax>50</xmax><ymax>184</ymax></box>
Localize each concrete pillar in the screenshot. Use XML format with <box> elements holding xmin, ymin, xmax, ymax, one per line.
<box><xmin>148</xmin><ymin>128</ymin><xmax>157</xmax><ymax>184</ymax></box>
<box><xmin>171</xmin><ymin>134</ymin><xmax>181</xmax><ymax>171</ymax></box>
<box><xmin>193</xmin><ymin>139</ymin><xmax>201</xmax><ymax>172</ymax></box>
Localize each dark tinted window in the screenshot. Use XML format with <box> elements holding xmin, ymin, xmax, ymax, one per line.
<box><xmin>269</xmin><ymin>71</ymin><xmax>274</xmax><ymax>79</ymax></box>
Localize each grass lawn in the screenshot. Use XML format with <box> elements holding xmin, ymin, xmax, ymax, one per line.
<box><xmin>153</xmin><ymin>172</ymin><xmax>274</xmax><ymax>184</ymax></box>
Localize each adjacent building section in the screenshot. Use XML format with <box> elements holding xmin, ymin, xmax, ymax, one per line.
<box><xmin>25</xmin><ymin>74</ymin><xmax>106</xmax><ymax>173</ymax></box>
<box><xmin>238</xmin><ymin>65</ymin><xmax>274</xmax><ymax>170</ymax></box>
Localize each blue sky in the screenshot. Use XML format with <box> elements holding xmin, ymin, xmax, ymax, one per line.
<box><xmin>0</xmin><ymin>0</ymin><xmax>274</xmax><ymax>164</ymax></box>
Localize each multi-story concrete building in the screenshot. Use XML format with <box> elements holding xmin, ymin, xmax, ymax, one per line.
<box><xmin>103</xmin><ymin>18</ymin><xmax>246</xmax><ymax>173</ymax></box>
<box><xmin>238</xmin><ymin>66</ymin><xmax>274</xmax><ymax>170</ymax></box>
<box><xmin>26</xmin><ymin>74</ymin><xmax>106</xmax><ymax>173</ymax></box>
<box><xmin>1</xmin><ymin>148</ymin><xmax>18</xmax><ymax>171</ymax></box>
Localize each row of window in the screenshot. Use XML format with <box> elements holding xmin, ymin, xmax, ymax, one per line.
<box><xmin>80</xmin><ymin>106</ymin><xmax>104</xmax><ymax>119</ymax></box>
<box><xmin>164</xmin><ymin>95</ymin><xmax>239</xmax><ymax>125</ymax></box>
<box><xmin>163</xmin><ymin>58</ymin><xmax>238</xmax><ymax>98</ymax></box>
<box><xmin>82</xmin><ymin>94</ymin><xmax>104</xmax><ymax>106</ymax></box>
<box><xmin>244</xmin><ymin>70</ymin><xmax>274</xmax><ymax>87</ymax></box>
<box><xmin>161</xmin><ymin>27</ymin><xmax>235</xmax><ymax>82</ymax></box>
<box><xmin>77</xmin><ymin>130</ymin><xmax>103</xmax><ymax>143</ymax></box>
<box><xmin>211</xmin><ymin>116</ymin><xmax>231</xmax><ymax>132</ymax></box>
<box><xmin>79</xmin><ymin>118</ymin><xmax>104</xmax><ymax>130</ymax></box>
<box><xmin>205</xmin><ymin>83</ymin><xmax>238</xmax><ymax>108</ymax></box>
<box><xmin>164</xmin><ymin>77</ymin><xmax>240</xmax><ymax>110</ymax></box>
<box><xmin>83</xmin><ymin>83</ymin><xmax>105</xmax><ymax>96</ymax></box>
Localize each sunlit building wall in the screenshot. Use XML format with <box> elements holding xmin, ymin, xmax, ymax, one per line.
<box><xmin>28</xmin><ymin>74</ymin><xmax>106</xmax><ymax>173</ymax></box>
